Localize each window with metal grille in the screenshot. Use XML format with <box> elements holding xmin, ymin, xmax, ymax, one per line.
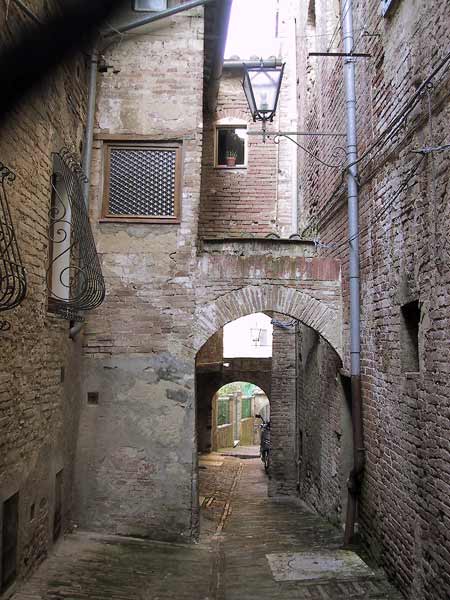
<box><xmin>47</xmin><ymin>149</ymin><xmax>105</xmax><ymax>321</ymax></box>
<box><xmin>102</xmin><ymin>142</ymin><xmax>181</xmax><ymax>223</ymax></box>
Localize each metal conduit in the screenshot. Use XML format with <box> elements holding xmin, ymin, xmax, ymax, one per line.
<box><xmin>223</xmin><ymin>59</ymin><xmax>283</xmax><ymax>70</ymax></box>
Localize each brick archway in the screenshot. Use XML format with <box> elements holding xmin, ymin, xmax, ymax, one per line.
<box><xmin>194</xmin><ymin>284</ymin><xmax>342</xmax><ymax>359</ymax></box>
<box><xmin>209</xmin><ymin>371</ymin><xmax>271</xmax><ymax>401</ymax></box>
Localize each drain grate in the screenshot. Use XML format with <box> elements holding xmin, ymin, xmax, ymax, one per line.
<box><xmin>266</xmin><ymin>550</ymin><xmax>375</xmax><ymax>583</ymax></box>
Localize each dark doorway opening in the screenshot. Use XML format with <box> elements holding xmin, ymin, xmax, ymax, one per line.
<box><xmin>53</xmin><ymin>470</ymin><xmax>63</xmax><ymax>542</ymax></box>
<box><xmin>1</xmin><ymin>491</ymin><xmax>19</xmax><ymax>593</ymax></box>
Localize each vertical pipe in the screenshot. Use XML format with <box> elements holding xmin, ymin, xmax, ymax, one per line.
<box><xmin>341</xmin><ymin>0</ymin><xmax>364</xmax><ymax>545</ymax></box>
<box><xmin>290</xmin><ymin>16</ymin><xmax>299</xmax><ymax>234</ymax></box>
<box><xmin>82</xmin><ymin>49</ymin><xmax>98</xmax><ymax>207</ymax></box>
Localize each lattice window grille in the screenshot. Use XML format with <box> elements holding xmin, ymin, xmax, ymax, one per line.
<box><xmin>109</xmin><ymin>148</ymin><xmax>177</xmax><ymax>217</ymax></box>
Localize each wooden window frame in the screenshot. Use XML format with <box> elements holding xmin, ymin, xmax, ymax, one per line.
<box><xmin>214</xmin><ymin>125</ymin><xmax>248</xmax><ymax>170</ymax></box>
<box><xmin>101</xmin><ymin>141</ymin><xmax>182</xmax><ymax>224</ymax></box>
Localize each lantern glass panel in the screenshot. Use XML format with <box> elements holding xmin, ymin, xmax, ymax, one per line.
<box><xmin>249</xmin><ymin>68</ymin><xmax>282</xmax><ymax>115</ymax></box>
<box><xmin>243</xmin><ymin>73</ymin><xmax>257</xmax><ymax>117</ymax></box>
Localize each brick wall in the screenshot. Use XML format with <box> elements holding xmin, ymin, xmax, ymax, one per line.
<box><xmin>296</xmin><ymin>325</ymin><xmax>351</xmax><ymax>526</ymax></box>
<box><xmin>296</xmin><ymin>0</ymin><xmax>450</xmax><ymax>597</ymax></box>
<box><xmin>197</xmin><ymin>330</ymin><xmax>223</xmax><ymax>365</ymax></box>
<box><xmin>269</xmin><ymin>315</ymin><xmax>298</xmax><ymax>495</ymax></box>
<box><xmin>199</xmin><ymin>71</ymin><xmax>283</xmax><ymax>238</ymax></box>
<box><xmin>198</xmin><ymin>14</ymin><xmax>300</xmax><ymax>241</ymax></box>
<box><xmin>0</xmin><ymin>0</ymin><xmax>87</xmax><ymax>588</ymax></box>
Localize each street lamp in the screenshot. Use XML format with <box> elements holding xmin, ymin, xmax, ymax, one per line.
<box><xmin>242</xmin><ymin>62</ymin><xmax>285</xmax><ymax>142</ymax></box>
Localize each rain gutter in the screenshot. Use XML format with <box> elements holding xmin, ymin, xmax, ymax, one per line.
<box><xmin>206</xmin><ymin>0</ymin><xmax>233</xmax><ymax>113</ymax></box>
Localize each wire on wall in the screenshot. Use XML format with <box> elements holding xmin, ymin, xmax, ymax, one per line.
<box><xmin>305</xmin><ymin>49</ymin><xmax>450</xmax><ymax>238</ymax></box>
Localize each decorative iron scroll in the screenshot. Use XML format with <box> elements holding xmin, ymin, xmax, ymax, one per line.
<box><xmin>0</xmin><ymin>162</ymin><xmax>27</xmax><ymax>331</ymax></box>
<box><xmin>46</xmin><ymin>149</ymin><xmax>105</xmax><ymax>320</ymax></box>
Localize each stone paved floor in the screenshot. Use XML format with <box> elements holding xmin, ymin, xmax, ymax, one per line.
<box><xmin>12</xmin><ymin>457</ymin><xmax>403</xmax><ymax>600</ymax></box>
<box><xmin>217</xmin><ymin>445</ymin><xmax>260</xmax><ymax>458</ymax></box>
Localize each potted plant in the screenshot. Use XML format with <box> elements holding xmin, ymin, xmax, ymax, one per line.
<box><xmin>226</xmin><ymin>149</ymin><xmax>238</xmax><ymax>167</ymax></box>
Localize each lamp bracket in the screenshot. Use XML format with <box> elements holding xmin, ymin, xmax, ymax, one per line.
<box><xmin>251</xmin><ymin>131</ymin><xmax>347</xmax><ymax>169</ymax></box>
<box><xmin>308</xmin><ymin>52</ymin><xmax>371</xmax><ymax>58</ymax></box>
<box><xmin>247</xmin><ymin>130</ymin><xmax>346</xmax><ymax>138</ymax></box>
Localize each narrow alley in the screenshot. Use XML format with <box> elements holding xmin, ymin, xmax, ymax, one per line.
<box><xmin>13</xmin><ymin>456</ymin><xmax>401</xmax><ymax>600</ymax></box>
<box><xmin>1</xmin><ymin>0</ymin><xmax>450</xmax><ymax>598</ymax></box>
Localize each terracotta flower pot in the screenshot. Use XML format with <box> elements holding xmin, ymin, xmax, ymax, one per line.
<box><xmin>226</xmin><ymin>156</ymin><xmax>236</xmax><ymax>167</ymax></box>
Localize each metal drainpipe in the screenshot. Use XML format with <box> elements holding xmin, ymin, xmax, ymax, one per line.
<box><xmin>102</xmin><ymin>0</ymin><xmax>216</xmax><ymax>38</ymax></box>
<box><xmin>342</xmin><ymin>0</ymin><xmax>365</xmax><ymax>545</ymax></box>
<box><xmin>223</xmin><ymin>59</ymin><xmax>283</xmax><ymax>70</ymax></box>
<box><xmin>206</xmin><ymin>0</ymin><xmax>233</xmax><ymax>113</ymax></box>
<box><xmin>70</xmin><ymin>49</ymin><xmax>98</xmax><ymax>341</ymax></box>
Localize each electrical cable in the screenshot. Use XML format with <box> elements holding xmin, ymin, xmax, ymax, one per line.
<box><xmin>309</xmin><ymin>50</ymin><xmax>450</xmax><ymax>230</ymax></box>
<box><xmin>346</xmin><ymin>50</ymin><xmax>450</xmax><ymax>173</ymax></box>
<box><xmin>325</xmin><ymin>154</ymin><xmax>426</xmax><ymax>253</ymax></box>
<box><xmin>326</xmin><ymin>0</ymin><xmax>349</xmax><ymax>52</ymax></box>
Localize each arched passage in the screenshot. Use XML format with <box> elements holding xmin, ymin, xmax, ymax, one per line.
<box><xmin>194</xmin><ymin>284</ymin><xmax>342</xmax><ymax>360</ymax></box>
<box><xmin>194</xmin><ymin>296</ymin><xmax>350</xmax><ymax>530</ymax></box>
<box><xmin>208</xmin><ymin>382</ymin><xmax>269</xmax><ymax>451</ymax></box>
<box><xmin>196</xmin><ymin>355</ymin><xmax>272</xmax><ymax>454</ymax></box>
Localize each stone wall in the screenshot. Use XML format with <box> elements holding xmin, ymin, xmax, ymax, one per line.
<box><xmin>269</xmin><ymin>315</ymin><xmax>298</xmax><ymax>495</ymax></box>
<box><xmin>296</xmin><ymin>324</ymin><xmax>351</xmax><ymax>526</ymax></box>
<box><xmin>196</xmin><ymin>331</ymin><xmax>223</xmax><ymax>453</ymax></box>
<box><xmin>0</xmin><ymin>0</ymin><xmax>87</xmax><ymax>589</ymax></box>
<box><xmin>75</xmin><ymin>9</ymin><xmax>205</xmax><ymax>542</ymax></box>
<box><xmin>296</xmin><ymin>0</ymin><xmax>450</xmax><ymax>597</ymax></box>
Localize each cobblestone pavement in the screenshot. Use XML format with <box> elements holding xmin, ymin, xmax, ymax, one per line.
<box><xmin>13</xmin><ymin>457</ymin><xmax>403</xmax><ymax>600</ymax></box>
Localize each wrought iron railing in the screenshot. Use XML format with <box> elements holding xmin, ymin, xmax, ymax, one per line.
<box><xmin>46</xmin><ymin>149</ymin><xmax>105</xmax><ymax>320</ymax></box>
<box><xmin>0</xmin><ymin>162</ymin><xmax>27</xmax><ymax>331</ymax></box>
